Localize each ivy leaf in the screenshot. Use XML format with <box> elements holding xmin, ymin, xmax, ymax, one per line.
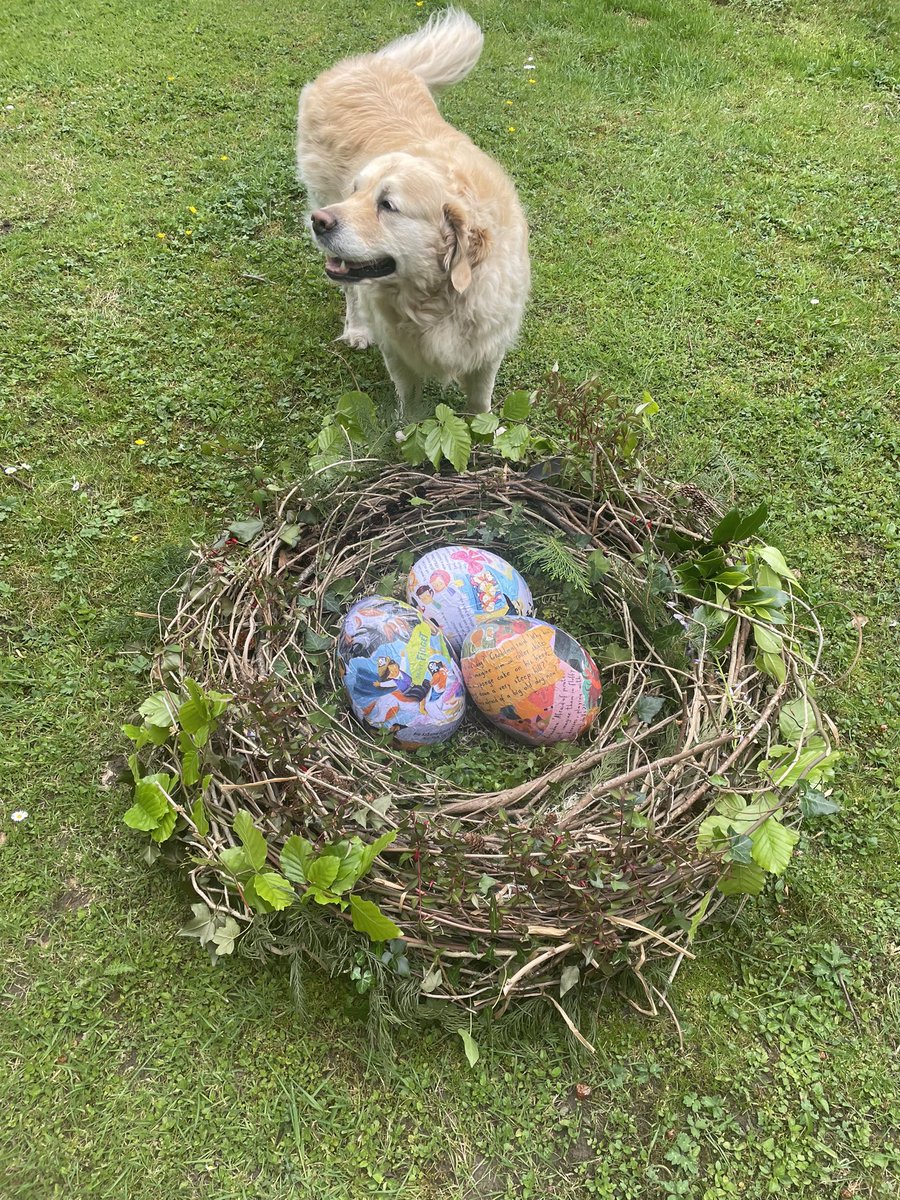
<box><xmin>779</xmin><ymin>697</ymin><xmax>817</xmax><ymax>744</ymax></box>
<box><xmin>437</xmin><ymin>407</ymin><xmax>472</xmax><ymax>473</ymax></box>
<box><xmin>750</xmin><ymin>818</ymin><xmax>800</xmax><ymax>876</ymax></box>
<box><xmin>304</xmin><ymin>628</ymin><xmax>333</xmax><ymax>653</ymax></box>
<box><xmin>178</xmin><ymin>903</ymin><xmax>219</xmax><ymax>945</ymax></box>
<box><xmin>587</xmin><ymin>550</ymin><xmax>610</xmax><ymax>581</ymax></box>
<box><xmin>560</xmin><ymin>964</ymin><xmax>580</xmax><ymax>997</ymax></box>
<box><xmin>281</xmin><ymin>835</ymin><xmax>315</xmax><ymax>884</ymax></box>
<box><xmin>247</xmin><ymin>871</ymin><xmax>294</xmax><ymax>911</ymax></box>
<box><xmin>233</xmin><ymin>810</ymin><xmax>268</xmax><ymax>872</ymax></box>
<box><xmin>502</xmin><ymin>390</ymin><xmax>532</xmax><ymax>421</ymax></box>
<box><xmin>717</xmin><ymin>862</ymin><xmax>767</xmax><ymax>897</ymax></box>
<box><xmin>635</xmin><ymin>695</ymin><xmax>665</xmax><ymax>723</ymax></box>
<box><xmin>307</xmin><ymin>855</ymin><xmax>341</xmax><ymax>891</ymax></box>
<box><xmin>349</xmin><ymin>895</ymin><xmax>401</xmax><ymax>942</ymax></box>
<box><xmin>421</xmin><ymin>964</ymin><xmax>443</xmax><ymax>994</ymax></box>
<box><xmin>279</xmin><ymin>523</ymin><xmax>302</xmax><ymax>547</ymax></box>
<box><xmin>228</xmin><ymin>517</ymin><xmax>264</xmax><ymax>544</ymax></box>
<box><xmin>457</xmin><ymin>1028</ymin><xmax>480</xmax><ymax>1068</ymax></box>
<box><xmin>799</xmin><ymin>789</ymin><xmax>842</xmax><ymax>819</ymax></box>
<box><xmin>727</xmin><ymin>830</ymin><xmax>755</xmax><ymax>865</ymax></box>
<box><xmin>139</xmin><ymin>692</ymin><xmax>178</xmax><ymax>729</ymax></box>
<box><xmin>211</xmin><ymin>917</ymin><xmax>241</xmax><ymax>956</ymax></box>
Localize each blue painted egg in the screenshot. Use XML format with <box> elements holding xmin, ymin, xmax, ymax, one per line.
<box><xmin>337</xmin><ymin>596</ymin><xmax>465</xmax><ymax>747</ymax></box>
<box><xmin>406</xmin><ymin>546</ymin><xmax>534</xmax><ymax>656</ymax></box>
<box><xmin>461</xmin><ymin>616</ymin><xmax>602</xmax><ymax>746</ymax></box>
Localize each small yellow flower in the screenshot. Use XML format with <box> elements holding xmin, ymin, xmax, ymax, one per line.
<box><xmin>166</xmin><ymin>75</ymin><xmax>175</xmax><ymax>82</ymax></box>
<box><xmin>416</xmin><ymin>1</ymin><xmax>424</xmax><ymax>6</ymax></box>
<box><xmin>188</xmin><ymin>205</ymin><xmax>198</xmax><ymax>214</ymax></box>
<box><xmin>131</xmin><ymin>534</ymin><xmax>141</xmax><ymax>542</ymax></box>
<box><xmin>134</xmin><ymin>438</ymin><xmax>146</xmax><ymax>445</ymax></box>
<box><xmin>156</xmin><ymin>232</ymin><xmax>166</xmax><ymax>240</ymax></box>
<box><xmin>528</xmin><ymin>78</ymin><xmax>536</xmax><ymax>85</ymax></box>
<box><xmin>184</xmin><ymin>228</ymin><xmax>192</xmax><ymax>235</ymax></box>
<box><xmin>219</xmin><ymin>154</ymin><xmax>229</xmax><ymax>161</ymax></box>
<box><xmin>505</xmin><ymin>100</ymin><xmax>513</xmax><ymax>106</ymax></box>
<box><xmin>508</xmin><ymin>126</ymin><xmax>516</xmax><ymax>133</ymax></box>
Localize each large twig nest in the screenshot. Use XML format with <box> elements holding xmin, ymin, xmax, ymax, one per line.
<box><xmin>153</xmin><ymin>462</ymin><xmax>830</xmax><ymax>1014</ymax></box>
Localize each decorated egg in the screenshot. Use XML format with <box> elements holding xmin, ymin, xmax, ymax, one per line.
<box><xmin>460</xmin><ymin>616</ymin><xmax>602</xmax><ymax>746</ymax></box>
<box><xmin>337</xmin><ymin>596</ymin><xmax>465</xmax><ymax>747</ymax></box>
<box><xmin>406</xmin><ymin>546</ymin><xmax>534</xmax><ymax>656</ymax></box>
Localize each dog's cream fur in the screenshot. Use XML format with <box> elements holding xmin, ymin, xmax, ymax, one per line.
<box><xmin>296</xmin><ymin>8</ymin><xmax>529</xmax><ymax>416</ymax></box>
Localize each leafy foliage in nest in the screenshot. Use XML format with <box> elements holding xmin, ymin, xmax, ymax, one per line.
<box><xmin>124</xmin><ymin>410</ymin><xmax>840</xmax><ymax>1021</ymax></box>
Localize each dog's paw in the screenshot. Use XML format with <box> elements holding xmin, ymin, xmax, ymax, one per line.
<box><xmin>336</xmin><ymin>329</ymin><xmax>373</xmax><ymax>351</ymax></box>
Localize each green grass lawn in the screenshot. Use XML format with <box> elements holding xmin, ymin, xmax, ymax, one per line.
<box><xmin>2</xmin><ymin>0</ymin><xmax>899</xmax><ymax>1195</ymax></box>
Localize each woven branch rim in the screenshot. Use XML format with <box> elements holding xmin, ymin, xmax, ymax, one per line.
<box><xmin>151</xmin><ymin>463</ymin><xmax>833</xmax><ymax>1013</ymax></box>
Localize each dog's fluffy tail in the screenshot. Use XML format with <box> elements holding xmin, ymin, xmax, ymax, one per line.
<box><xmin>377</xmin><ymin>7</ymin><xmax>483</xmax><ymax>93</ymax></box>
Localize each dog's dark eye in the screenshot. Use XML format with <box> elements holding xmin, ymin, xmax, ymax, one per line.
<box><xmin>379</xmin><ymin>197</ymin><xmax>397</xmax><ymax>213</ymax></box>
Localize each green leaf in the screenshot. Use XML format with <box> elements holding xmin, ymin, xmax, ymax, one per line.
<box><xmin>422</xmin><ymin>420</ymin><xmax>443</xmax><ymax>470</ymax></box>
<box><xmin>750</xmin><ymin>818</ymin><xmax>800</xmax><ymax>876</ymax></box>
<box><xmin>421</xmin><ymin>964</ymin><xmax>443</xmax><ymax>994</ymax></box>
<box><xmin>727</xmin><ymin>831</ymin><xmax>754</xmax><ymax>865</ymax></box>
<box><xmin>190</xmin><ymin>797</ymin><xmax>210</xmax><ymax>837</ymax></box>
<box><xmin>779</xmin><ymin>697</ymin><xmax>817</xmax><ymax>743</ymax></box>
<box><xmin>470</xmin><ymin>411</ymin><xmax>500</xmax><ymax>436</ymax></box>
<box><xmin>559</xmin><ymin>964</ymin><xmax>579</xmax><ymax>997</ymax></box>
<box><xmin>211</xmin><ymin>917</ymin><xmax>241</xmax><ymax>956</ymax></box>
<box><xmin>139</xmin><ymin>692</ymin><xmax>178</xmax><ymax>729</ymax></box>
<box><xmin>281</xmin><ymin>835</ymin><xmax>315</xmax><ymax>884</ymax></box>
<box><xmin>494</xmin><ymin>424</ymin><xmax>530</xmax><ymax>462</ymax></box>
<box><xmin>399</xmin><ymin>425</ymin><xmax>428</xmax><ymax>466</ymax></box>
<box><xmin>600</xmin><ymin>643</ymin><xmax>631</xmax><ymax>667</ymax></box>
<box><xmin>248</xmin><ymin>871</ymin><xmax>294</xmax><ymax>911</ymax></box>
<box><xmin>133</xmin><ymin>773</ymin><xmax>174</xmax><ymax>822</ymax></box>
<box><xmin>406</xmin><ymin>622</ymin><xmax>433</xmax><ymax>686</ymax></box>
<box><xmin>330</xmin><ymin>845</ymin><xmax>365</xmax><ymax>895</ymax></box>
<box><xmin>124</xmin><ymin>802</ymin><xmax>160</xmax><ymax>832</ymax></box>
<box><xmin>710</xmin><ymin>509</ymin><xmax>741</xmax><ymax>546</ymax></box>
<box><xmin>757</xmin><ymin>544</ymin><xmax>797</xmax><ymax>582</ymax></box>
<box><xmin>178</xmin><ymin>903</ymin><xmax>218</xmax><ymax>944</ymax></box>
<box><xmin>437</xmin><ymin>407</ymin><xmax>472</xmax><ymax>472</ymax></box>
<box><xmin>457</xmin><ymin>1028</ymin><xmax>480</xmax><ymax>1068</ymax></box>
<box><xmin>358</xmin><ymin>830</ymin><xmax>397</xmax><ymax>878</ymax></box>
<box><xmin>279</xmin><ymin>523</ymin><xmax>302</xmax><ymax>547</ymax></box>
<box><xmin>179</xmin><ymin>739</ymin><xmax>200</xmax><ymax>788</ymax></box>
<box><xmin>799</xmin><ymin>788</ymin><xmax>841</xmax><ymax>819</ymax></box>
<box><xmin>233</xmin><ymin>810</ymin><xmax>268</xmax><ymax>872</ymax></box>
<box><xmin>178</xmin><ymin>696</ymin><xmax>210</xmax><ymax>745</ymax></box>
<box><xmin>307</xmin><ymin>855</ymin><xmax>341</xmax><ymax>890</ymax></box>
<box><xmin>228</xmin><ymin>517</ymin><xmax>264</xmax><ymax>544</ymax></box>
<box><xmin>502</xmin><ymin>390</ymin><xmax>532</xmax><ymax>421</ymax></box>
<box><xmin>219</xmin><ymin>846</ymin><xmax>251</xmax><ymax>877</ymax></box>
<box><xmin>587</xmin><ymin>549</ymin><xmax>611</xmax><ymax>581</ymax></box>
<box><xmin>336</xmin><ymin>391</ymin><xmax>376</xmax><ymax>439</ymax></box>
<box><xmin>349</xmin><ymin>895</ymin><xmax>402</xmax><ymax>942</ymax></box>
<box><xmin>635</xmin><ymin>695</ymin><xmax>664</xmax><ymax>724</ymax></box>
<box><xmin>755</xmin><ymin>650</ymin><xmax>787</xmax><ymax>685</ymax></box>
<box><xmin>149</xmin><ymin>806</ymin><xmax>177</xmax><ymax>843</ymax></box>
<box><xmin>753</xmin><ymin>623</ymin><xmax>783</xmax><ymax>655</ymax></box>
<box><xmin>733</xmin><ymin>502</ymin><xmax>769</xmax><ymax>541</ymax></box>
<box><xmin>303</xmin><ymin>628</ymin><xmax>333</xmax><ymax>653</ymax></box>
<box><xmin>717</xmin><ymin>862</ymin><xmax>767</xmax><ymax>897</ymax></box>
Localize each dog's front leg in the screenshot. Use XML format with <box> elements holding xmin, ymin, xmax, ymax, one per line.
<box><xmin>381</xmin><ymin>347</ymin><xmax>425</xmax><ymax>423</ymax></box>
<box><xmin>460</xmin><ymin>359</ymin><xmax>501</xmax><ymax>415</ymax></box>
<box><xmin>336</xmin><ymin>287</ymin><xmax>373</xmax><ymax>350</ymax></box>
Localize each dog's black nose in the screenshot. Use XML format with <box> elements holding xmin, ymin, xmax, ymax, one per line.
<box><xmin>311</xmin><ymin>209</ymin><xmax>337</xmax><ymax>235</ymax></box>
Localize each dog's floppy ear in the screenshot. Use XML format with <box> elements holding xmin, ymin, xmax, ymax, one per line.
<box><xmin>442</xmin><ymin>200</ymin><xmax>489</xmax><ymax>293</ymax></box>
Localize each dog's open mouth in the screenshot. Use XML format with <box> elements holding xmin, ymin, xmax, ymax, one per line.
<box><xmin>324</xmin><ymin>256</ymin><xmax>397</xmax><ymax>282</ymax></box>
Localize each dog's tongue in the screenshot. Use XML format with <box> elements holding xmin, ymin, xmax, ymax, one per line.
<box><xmin>326</xmin><ymin>257</ymin><xmax>349</xmax><ymax>276</ymax></box>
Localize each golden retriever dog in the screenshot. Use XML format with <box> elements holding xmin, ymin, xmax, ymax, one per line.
<box><xmin>296</xmin><ymin>8</ymin><xmax>530</xmax><ymax>417</ymax></box>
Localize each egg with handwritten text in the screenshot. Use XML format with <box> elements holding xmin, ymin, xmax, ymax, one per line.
<box><xmin>337</xmin><ymin>596</ymin><xmax>465</xmax><ymax>747</ymax></box>
<box><xmin>460</xmin><ymin>616</ymin><xmax>602</xmax><ymax>746</ymax></box>
<box><xmin>407</xmin><ymin>546</ymin><xmax>534</xmax><ymax>656</ymax></box>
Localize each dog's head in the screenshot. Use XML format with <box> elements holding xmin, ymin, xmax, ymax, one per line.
<box><xmin>309</xmin><ymin>152</ymin><xmax>489</xmax><ymax>292</ymax></box>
